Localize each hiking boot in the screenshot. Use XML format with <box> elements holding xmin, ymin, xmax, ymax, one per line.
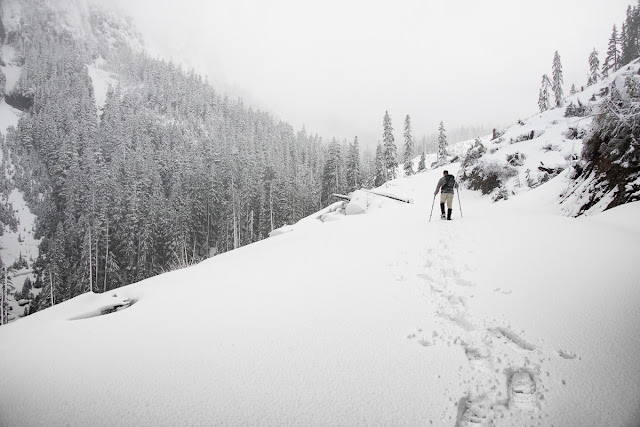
<box><xmin>447</xmin><ymin>208</ymin><xmax>452</xmax><ymax>220</ymax></box>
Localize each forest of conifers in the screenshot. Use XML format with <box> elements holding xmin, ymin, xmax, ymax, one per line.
<box><xmin>0</xmin><ymin>1</ymin><xmax>493</xmax><ymax>314</ymax></box>
<box><xmin>0</xmin><ymin>2</ymin><xmax>368</xmax><ymax>312</ymax></box>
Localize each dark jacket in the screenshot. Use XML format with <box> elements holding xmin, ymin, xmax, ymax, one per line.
<box><xmin>435</xmin><ymin>174</ymin><xmax>458</xmax><ymax>194</ymax></box>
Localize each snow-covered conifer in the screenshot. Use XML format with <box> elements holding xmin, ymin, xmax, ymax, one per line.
<box><xmin>321</xmin><ymin>138</ymin><xmax>342</xmax><ymax>206</ymax></box>
<box><xmin>620</xmin><ymin>7</ymin><xmax>639</xmax><ymax>66</ymax></box>
<box><xmin>603</xmin><ymin>25</ymin><xmax>620</xmax><ymax>78</ymax></box>
<box><xmin>587</xmin><ymin>49</ymin><xmax>600</xmax><ymax>86</ymax></box>
<box><xmin>374</xmin><ymin>144</ymin><xmax>386</xmax><ymax>187</ymax></box>
<box><xmin>402</xmin><ymin>115</ymin><xmax>414</xmax><ymax>176</ymax></box>
<box><xmin>437</xmin><ymin>121</ymin><xmax>448</xmax><ymax>163</ymax></box>
<box><xmin>382</xmin><ymin>111</ymin><xmax>398</xmax><ymax>180</ymax></box>
<box><xmin>552</xmin><ymin>51</ymin><xmax>564</xmax><ymax>107</ymax></box>
<box><xmin>538</xmin><ymin>74</ymin><xmax>552</xmax><ymax>112</ymax></box>
<box><xmin>570</xmin><ymin>84</ymin><xmax>577</xmax><ymax>96</ymax></box>
<box><xmin>346</xmin><ymin>136</ymin><xmax>361</xmax><ymax>192</ymax></box>
<box><xmin>417</xmin><ymin>151</ymin><xmax>426</xmax><ymax>172</ymax></box>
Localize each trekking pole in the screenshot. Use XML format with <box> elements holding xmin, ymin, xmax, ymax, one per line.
<box><xmin>457</xmin><ymin>189</ymin><xmax>463</xmax><ymax>218</ymax></box>
<box><xmin>429</xmin><ymin>193</ymin><xmax>436</xmax><ymax>222</ymax></box>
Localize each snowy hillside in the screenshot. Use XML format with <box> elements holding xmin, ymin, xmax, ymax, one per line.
<box><xmin>457</xmin><ymin>60</ymin><xmax>640</xmax><ymax>218</ymax></box>
<box><xmin>0</xmin><ymin>40</ymin><xmax>40</xmax><ymax>321</ymax></box>
<box><xmin>1</xmin><ymin>164</ymin><xmax>639</xmax><ymax>426</ymax></box>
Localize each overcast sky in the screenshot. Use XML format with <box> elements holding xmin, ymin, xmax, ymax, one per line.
<box><xmin>113</xmin><ymin>0</ymin><xmax>629</xmax><ymax>146</ymax></box>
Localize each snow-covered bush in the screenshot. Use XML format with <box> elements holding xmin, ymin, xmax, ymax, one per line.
<box><xmin>506</xmin><ymin>152</ymin><xmax>526</xmax><ymax>166</ymax></box>
<box><xmin>541</xmin><ymin>144</ymin><xmax>560</xmax><ymax>152</ymax></box>
<box><xmin>492</xmin><ymin>187</ymin><xmax>511</xmax><ymax>201</ymax></box>
<box><xmin>563</xmin><ymin>127</ymin><xmax>579</xmax><ymax>140</ymax></box>
<box><xmin>462</xmin><ymin>160</ymin><xmax>517</xmax><ymax>195</ymax></box>
<box><xmin>564</xmin><ymin>100</ymin><xmax>587</xmax><ymax>117</ymax></box>
<box><xmin>461</xmin><ymin>139</ymin><xmax>486</xmax><ymax>169</ymax></box>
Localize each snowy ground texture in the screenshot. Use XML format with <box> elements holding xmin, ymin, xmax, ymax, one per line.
<box><xmin>0</xmin><ymin>162</ymin><xmax>639</xmax><ymax>426</ymax></box>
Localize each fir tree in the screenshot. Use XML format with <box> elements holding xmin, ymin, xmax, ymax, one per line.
<box><xmin>321</xmin><ymin>138</ymin><xmax>342</xmax><ymax>206</ymax></box>
<box><xmin>603</xmin><ymin>25</ymin><xmax>620</xmax><ymax>78</ymax></box>
<box><xmin>587</xmin><ymin>49</ymin><xmax>600</xmax><ymax>86</ymax></box>
<box><xmin>552</xmin><ymin>51</ymin><xmax>564</xmax><ymax>107</ymax></box>
<box><xmin>382</xmin><ymin>111</ymin><xmax>398</xmax><ymax>180</ymax></box>
<box><xmin>374</xmin><ymin>144</ymin><xmax>386</xmax><ymax>187</ymax></box>
<box><xmin>402</xmin><ymin>115</ymin><xmax>414</xmax><ymax>176</ymax></box>
<box><xmin>620</xmin><ymin>6</ymin><xmax>639</xmax><ymax>66</ymax></box>
<box><xmin>417</xmin><ymin>151</ymin><xmax>426</xmax><ymax>172</ymax></box>
<box><xmin>538</xmin><ymin>74</ymin><xmax>552</xmax><ymax>112</ymax></box>
<box><xmin>437</xmin><ymin>121</ymin><xmax>448</xmax><ymax>164</ymax></box>
<box><xmin>570</xmin><ymin>84</ymin><xmax>577</xmax><ymax>96</ymax></box>
<box><xmin>346</xmin><ymin>136</ymin><xmax>361</xmax><ymax>192</ymax></box>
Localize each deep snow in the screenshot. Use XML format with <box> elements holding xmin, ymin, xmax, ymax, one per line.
<box><xmin>0</xmin><ymin>163</ymin><xmax>639</xmax><ymax>426</ymax></box>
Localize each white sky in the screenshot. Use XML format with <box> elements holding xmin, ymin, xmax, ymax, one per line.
<box><xmin>113</xmin><ymin>0</ymin><xmax>630</xmax><ymax>146</ymax></box>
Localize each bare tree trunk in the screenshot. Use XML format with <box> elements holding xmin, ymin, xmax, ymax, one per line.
<box><xmin>206</xmin><ymin>203</ymin><xmax>210</xmax><ymax>255</ymax></box>
<box><xmin>269</xmin><ymin>185</ymin><xmax>274</xmax><ymax>232</ymax></box>
<box><xmin>49</xmin><ymin>268</ymin><xmax>54</xmax><ymax>307</ymax></box>
<box><xmin>104</xmin><ymin>222</ymin><xmax>109</xmax><ymax>293</ymax></box>
<box><xmin>95</xmin><ymin>231</ymin><xmax>99</xmax><ymax>289</ymax></box>
<box><xmin>88</xmin><ymin>225</ymin><xmax>93</xmax><ymax>293</ymax></box>
<box><xmin>1</xmin><ymin>267</ymin><xmax>5</xmax><ymax>325</ymax></box>
<box><xmin>231</xmin><ymin>178</ymin><xmax>238</xmax><ymax>249</ymax></box>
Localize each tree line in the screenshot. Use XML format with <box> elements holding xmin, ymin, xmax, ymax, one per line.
<box><xmin>538</xmin><ymin>1</ymin><xmax>640</xmax><ymax>112</ymax></box>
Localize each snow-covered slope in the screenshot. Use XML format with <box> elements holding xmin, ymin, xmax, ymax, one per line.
<box><xmin>456</xmin><ymin>61</ymin><xmax>639</xmax><ymax>218</ymax></box>
<box><xmin>1</xmin><ymin>165</ymin><xmax>638</xmax><ymax>426</ymax></box>
<box><xmin>0</xmin><ymin>40</ymin><xmax>39</xmax><ymax>320</ymax></box>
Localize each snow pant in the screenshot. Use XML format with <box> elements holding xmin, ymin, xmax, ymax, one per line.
<box><xmin>440</xmin><ymin>192</ymin><xmax>454</xmax><ymax>209</ymax></box>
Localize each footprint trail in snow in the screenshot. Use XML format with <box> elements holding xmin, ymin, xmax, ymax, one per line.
<box><xmin>400</xmin><ymin>220</ymin><xmax>575</xmax><ymax>426</ymax></box>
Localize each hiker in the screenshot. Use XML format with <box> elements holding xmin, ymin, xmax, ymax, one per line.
<box><xmin>434</xmin><ymin>170</ymin><xmax>459</xmax><ymax>220</ymax></box>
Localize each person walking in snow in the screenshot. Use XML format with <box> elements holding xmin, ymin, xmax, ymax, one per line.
<box><xmin>434</xmin><ymin>170</ymin><xmax>458</xmax><ymax>220</ymax></box>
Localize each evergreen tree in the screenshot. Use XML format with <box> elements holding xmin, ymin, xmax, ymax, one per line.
<box><xmin>320</xmin><ymin>138</ymin><xmax>342</xmax><ymax>206</ymax></box>
<box><xmin>552</xmin><ymin>51</ymin><xmax>564</xmax><ymax>107</ymax></box>
<box><xmin>374</xmin><ymin>144</ymin><xmax>386</xmax><ymax>187</ymax></box>
<box><xmin>417</xmin><ymin>151</ymin><xmax>426</xmax><ymax>172</ymax></box>
<box><xmin>382</xmin><ymin>111</ymin><xmax>398</xmax><ymax>180</ymax></box>
<box><xmin>587</xmin><ymin>49</ymin><xmax>600</xmax><ymax>86</ymax></box>
<box><xmin>570</xmin><ymin>84</ymin><xmax>578</xmax><ymax>96</ymax></box>
<box><xmin>346</xmin><ymin>136</ymin><xmax>361</xmax><ymax>192</ymax></box>
<box><xmin>402</xmin><ymin>115</ymin><xmax>414</xmax><ymax>176</ymax></box>
<box><xmin>620</xmin><ymin>6</ymin><xmax>639</xmax><ymax>66</ymax></box>
<box><xmin>437</xmin><ymin>121</ymin><xmax>448</xmax><ymax>164</ymax></box>
<box><xmin>538</xmin><ymin>74</ymin><xmax>552</xmax><ymax>112</ymax></box>
<box><xmin>603</xmin><ymin>25</ymin><xmax>620</xmax><ymax>78</ymax></box>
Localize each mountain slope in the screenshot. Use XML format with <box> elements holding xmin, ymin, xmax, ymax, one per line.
<box><xmin>1</xmin><ymin>165</ymin><xmax>638</xmax><ymax>426</ymax></box>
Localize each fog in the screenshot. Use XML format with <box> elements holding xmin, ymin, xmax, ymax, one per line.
<box><xmin>112</xmin><ymin>0</ymin><xmax>628</xmax><ymax>146</ymax></box>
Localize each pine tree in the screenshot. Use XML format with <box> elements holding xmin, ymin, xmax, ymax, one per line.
<box><xmin>620</xmin><ymin>7</ymin><xmax>639</xmax><ymax>66</ymax></box>
<box><xmin>570</xmin><ymin>84</ymin><xmax>577</xmax><ymax>96</ymax></box>
<box><xmin>402</xmin><ymin>115</ymin><xmax>414</xmax><ymax>176</ymax></box>
<box><xmin>437</xmin><ymin>121</ymin><xmax>448</xmax><ymax>164</ymax></box>
<box><xmin>382</xmin><ymin>111</ymin><xmax>398</xmax><ymax>180</ymax></box>
<box><xmin>603</xmin><ymin>25</ymin><xmax>620</xmax><ymax>78</ymax></box>
<box><xmin>552</xmin><ymin>51</ymin><xmax>564</xmax><ymax>107</ymax></box>
<box><xmin>587</xmin><ymin>49</ymin><xmax>600</xmax><ymax>86</ymax></box>
<box><xmin>538</xmin><ymin>74</ymin><xmax>552</xmax><ymax>112</ymax></box>
<box><xmin>374</xmin><ymin>144</ymin><xmax>386</xmax><ymax>187</ymax></box>
<box><xmin>346</xmin><ymin>136</ymin><xmax>361</xmax><ymax>192</ymax></box>
<box><xmin>417</xmin><ymin>151</ymin><xmax>426</xmax><ymax>172</ymax></box>
<box><xmin>320</xmin><ymin>138</ymin><xmax>342</xmax><ymax>206</ymax></box>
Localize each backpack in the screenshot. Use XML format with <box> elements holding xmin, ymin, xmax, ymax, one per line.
<box><xmin>442</xmin><ymin>174</ymin><xmax>456</xmax><ymax>193</ymax></box>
